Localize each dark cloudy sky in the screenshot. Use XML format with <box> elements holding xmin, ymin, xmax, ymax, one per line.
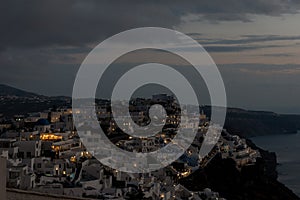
<box><xmin>1</xmin><ymin>0</ymin><xmax>300</xmax><ymax>113</ymax></box>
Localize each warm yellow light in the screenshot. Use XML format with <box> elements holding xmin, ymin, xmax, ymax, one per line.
<box><xmin>70</xmin><ymin>156</ymin><xmax>76</xmax><ymax>162</ymax></box>
<box><xmin>40</xmin><ymin>133</ymin><xmax>62</xmax><ymax>141</ymax></box>
<box><xmin>180</xmin><ymin>171</ymin><xmax>190</xmax><ymax>177</ymax></box>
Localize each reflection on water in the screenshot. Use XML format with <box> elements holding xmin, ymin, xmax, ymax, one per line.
<box><xmin>251</xmin><ymin>133</ymin><xmax>300</xmax><ymax>197</ymax></box>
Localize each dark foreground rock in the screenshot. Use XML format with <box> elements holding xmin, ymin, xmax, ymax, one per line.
<box><xmin>180</xmin><ymin>146</ymin><xmax>299</xmax><ymax>200</ymax></box>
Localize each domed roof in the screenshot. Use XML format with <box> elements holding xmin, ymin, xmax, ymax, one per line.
<box><xmin>36</xmin><ymin>118</ymin><xmax>50</xmax><ymax>126</ymax></box>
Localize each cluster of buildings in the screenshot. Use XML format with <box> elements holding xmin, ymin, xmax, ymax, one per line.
<box><xmin>218</xmin><ymin>130</ymin><xmax>260</xmax><ymax>167</ymax></box>
<box><xmin>0</xmin><ymin>94</ymin><xmax>260</xmax><ymax>199</ymax></box>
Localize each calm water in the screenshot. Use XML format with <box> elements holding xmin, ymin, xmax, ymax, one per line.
<box><xmin>251</xmin><ymin>133</ymin><xmax>300</xmax><ymax>197</ymax></box>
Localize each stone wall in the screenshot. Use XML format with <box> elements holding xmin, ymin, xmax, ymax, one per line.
<box><xmin>0</xmin><ymin>157</ymin><xmax>6</xmax><ymax>200</ymax></box>
<box><xmin>7</xmin><ymin>188</ymin><xmax>93</xmax><ymax>200</ymax></box>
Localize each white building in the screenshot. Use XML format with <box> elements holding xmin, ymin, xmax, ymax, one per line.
<box><xmin>0</xmin><ymin>139</ymin><xmax>19</xmax><ymax>158</ymax></box>
<box><xmin>15</xmin><ymin>140</ymin><xmax>42</xmax><ymax>159</ymax></box>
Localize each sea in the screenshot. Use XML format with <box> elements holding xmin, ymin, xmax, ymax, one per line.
<box><xmin>251</xmin><ymin>133</ymin><xmax>300</xmax><ymax>197</ymax></box>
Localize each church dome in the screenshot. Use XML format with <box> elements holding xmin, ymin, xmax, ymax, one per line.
<box><xmin>36</xmin><ymin>118</ymin><xmax>50</xmax><ymax>126</ymax></box>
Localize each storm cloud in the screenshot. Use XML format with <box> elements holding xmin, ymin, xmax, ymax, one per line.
<box><xmin>1</xmin><ymin>0</ymin><xmax>300</xmax><ymax>50</ymax></box>
<box><xmin>1</xmin><ymin>1</ymin><xmax>300</xmax><ymax>113</ymax></box>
